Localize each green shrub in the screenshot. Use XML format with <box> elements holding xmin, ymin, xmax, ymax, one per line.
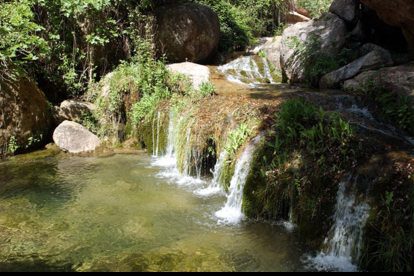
<box><xmin>297</xmin><ymin>0</ymin><xmax>333</xmax><ymax>18</ymax></box>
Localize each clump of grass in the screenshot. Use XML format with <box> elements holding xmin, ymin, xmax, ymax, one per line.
<box><xmin>243</xmin><ymin>97</ymin><xmax>363</xmax><ymax>245</ymax></box>
<box><xmin>361</xmin><ymin>161</ymin><xmax>414</xmax><ymax>272</ymax></box>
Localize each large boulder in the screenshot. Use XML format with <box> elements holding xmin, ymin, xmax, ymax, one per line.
<box><xmin>53</xmin><ymin>121</ymin><xmax>102</xmax><ymax>154</ymax></box>
<box><xmin>320</xmin><ymin>45</ymin><xmax>393</xmax><ymax>88</ymax></box>
<box><xmin>280</xmin><ymin>12</ymin><xmax>348</xmax><ymax>84</ymax></box>
<box><xmin>0</xmin><ymin>73</ymin><xmax>51</xmax><ymax>153</ymax></box>
<box><xmin>166</xmin><ymin>62</ymin><xmax>210</xmax><ymax>91</ymax></box>
<box><xmin>360</xmin><ymin>0</ymin><xmax>414</xmax><ymax>49</ymax></box>
<box><xmin>53</xmin><ymin>100</ymin><xmax>97</xmax><ymax>125</ymax></box>
<box><xmin>329</xmin><ymin>0</ymin><xmax>360</xmax><ymax>27</ymax></box>
<box><xmin>155</xmin><ymin>3</ymin><xmax>220</xmax><ymax>64</ymax></box>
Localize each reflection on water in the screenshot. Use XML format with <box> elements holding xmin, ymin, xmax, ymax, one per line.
<box><xmin>0</xmin><ymin>152</ymin><xmax>309</xmax><ymax>272</ymax></box>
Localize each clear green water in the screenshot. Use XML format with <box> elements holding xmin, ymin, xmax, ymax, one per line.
<box><xmin>0</xmin><ymin>152</ymin><xmax>309</xmax><ymax>272</ymax></box>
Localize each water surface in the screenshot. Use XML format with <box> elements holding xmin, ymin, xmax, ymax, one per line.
<box><xmin>0</xmin><ymin>152</ymin><xmax>309</xmax><ymax>272</ymax></box>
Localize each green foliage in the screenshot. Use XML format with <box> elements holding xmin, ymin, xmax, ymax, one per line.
<box><xmin>193</xmin><ymin>0</ymin><xmax>284</xmax><ymax>52</ymax></box>
<box><xmin>243</xmin><ymin>98</ymin><xmax>362</xmax><ymax>245</ymax></box>
<box><xmin>198</xmin><ymin>80</ymin><xmax>217</xmax><ymax>99</ymax></box>
<box><xmin>0</xmin><ymin>0</ymin><xmax>48</xmax><ymax>80</ymax></box>
<box><xmin>362</xmin><ymin>162</ymin><xmax>414</xmax><ymax>272</ymax></box>
<box><xmin>294</xmin><ymin>33</ymin><xmax>358</xmax><ymax>87</ymax></box>
<box><xmin>361</xmin><ymin>79</ymin><xmax>414</xmax><ymax>135</ymax></box>
<box><xmin>8</xmin><ymin>136</ymin><xmax>19</xmax><ymax>155</ymax></box>
<box><xmin>297</xmin><ymin>0</ymin><xmax>333</xmax><ymax>18</ymax></box>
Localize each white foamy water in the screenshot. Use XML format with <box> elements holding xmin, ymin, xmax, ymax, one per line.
<box><xmin>215</xmin><ymin>135</ymin><xmax>263</xmax><ymax>225</ymax></box>
<box><xmin>218</xmin><ymin>56</ymin><xmax>276</xmax><ymax>85</ymax></box>
<box><xmin>304</xmin><ymin>180</ymin><xmax>370</xmax><ymax>272</ymax></box>
<box><xmin>194</xmin><ymin>150</ymin><xmax>228</xmax><ymax>197</ymax></box>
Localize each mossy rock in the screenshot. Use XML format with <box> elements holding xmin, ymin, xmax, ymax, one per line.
<box><xmin>137</xmin><ymin>111</ymin><xmax>170</xmax><ymax>156</ymax></box>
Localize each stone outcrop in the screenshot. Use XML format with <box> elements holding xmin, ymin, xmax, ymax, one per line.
<box><xmin>0</xmin><ymin>73</ymin><xmax>51</xmax><ymax>152</ymax></box>
<box><xmin>280</xmin><ymin>12</ymin><xmax>348</xmax><ymax>84</ymax></box>
<box><xmin>166</xmin><ymin>62</ymin><xmax>210</xmax><ymax>91</ymax></box>
<box><xmin>248</xmin><ymin>37</ymin><xmax>282</xmax><ymax>72</ymax></box>
<box><xmin>360</xmin><ymin>0</ymin><xmax>414</xmax><ymax>49</ymax></box>
<box><xmin>320</xmin><ymin>44</ymin><xmax>393</xmax><ymax>88</ymax></box>
<box><xmin>53</xmin><ymin>121</ymin><xmax>102</xmax><ymax>154</ymax></box>
<box><xmin>343</xmin><ymin>63</ymin><xmax>414</xmax><ymax>102</ymax></box>
<box><xmin>53</xmin><ymin>100</ymin><xmax>97</xmax><ymax>125</ymax></box>
<box><xmin>155</xmin><ymin>3</ymin><xmax>220</xmax><ymax>64</ymax></box>
<box><xmin>329</xmin><ymin>0</ymin><xmax>360</xmax><ymax>27</ymax></box>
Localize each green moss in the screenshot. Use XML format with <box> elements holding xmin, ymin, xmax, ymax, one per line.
<box><xmin>240</xmin><ymin>70</ymin><xmax>248</xmax><ymax>78</ymax></box>
<box><xmin>137</xmin><ymin>108</ymin><xmax>170</xmax><ymax>156</ymax></box>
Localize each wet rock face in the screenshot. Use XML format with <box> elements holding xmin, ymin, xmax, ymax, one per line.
<box><xmin>155</xmin><ymin>3</ymin><xmax>220</xmax><ymax>64</ymax></box>
<box><xmin>360</xmin><ymin>0</ymin><xmax>414</xmax><ymax>49</ymax></box>
<box><xmin>0</xmin><ymin>74</ymin><xmax>52</xmax><ymax>152</ymax></box>
<box><xmin>53</xmin><ymin>121</ymin><xmax>102</xmax><ymax>154</ymax></box>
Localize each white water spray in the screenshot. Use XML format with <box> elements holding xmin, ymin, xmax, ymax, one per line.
<box><xmin>305</xmin><ymin>180</ymin><xmax>370</xmax><ymax>272</ymax></box>
<box><xmin>215</xmin><ymin>134</ymin><xmax>263</xmax><ymax>224</ymax></box>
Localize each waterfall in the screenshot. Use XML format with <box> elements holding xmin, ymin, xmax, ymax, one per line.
<box><xmin>156</xmin><ymin>111</ymin><xmax>161</xmax><ymax>156</ymax></box>
<box><xmin>152</xmin><ymin>114</ymin><xmax>156</xmax><ymax>156</ymax></box>
<box><xmin>304</xmin><ymin>179</ymin><xmax>370</xmax><ymax>272</ymax></box>
<box><xmin>218</xmin><ymin>56</ymin><xmax>277</xmax><ymax>85</ymax></box>
<box><xmin>262</xmin><ymin>58</ymin><xmax>275</xmax><ymax>83</ymax></box>
<box><xmin>194</xmin><ymin>150</ymin><xmax>228</xmax><ymax>196</ymax></box>
<box><xmin>215</xmin><ymin>134</ymin><xmax>263</xmax><ymax>224</ymax></box>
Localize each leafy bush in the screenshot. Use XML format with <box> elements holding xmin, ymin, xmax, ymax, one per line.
<box><xmin>360</xmin><ymin>80</ymin><xmax>414</xmax><ymax>135</ymax></box>
<box><xmin>362</xmin><ymin>162</ymin><xmax>414</xmax><ymax>272</ymax></box>
<box><xmin>193</xmin><ymin>0</ymin><xmax>284</xmax><ymax>52</ymax></box>
<box><xmin>291</xmin><ymin>33</ymin><xmax>358</xmax><ymax>87</ymax></box>
<box><xmin>297</xmin><ymin>0</ymin><xmax>333</xmax><ymax>18</ymax></box>
<box><xmin>0</xmin><ymin>0</ymin><xmax>48</xmax><ymax>81</ymax></box>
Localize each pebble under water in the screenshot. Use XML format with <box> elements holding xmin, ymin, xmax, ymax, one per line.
<box><xmin>0</xmin><ymin>152</ymin><xmax>310</xmax><ymax>272</ymax></box>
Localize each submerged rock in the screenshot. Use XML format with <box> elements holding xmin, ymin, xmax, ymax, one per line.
<box><xmin>155</xmin><ymin>3</ymin><xmax>220</xmax><ymax>64</ymax></box>
<box><xmin>53</xmin><ymin>121</ymin><xmax>102</xmax><ymax>154</ymax></box>
<box><xmin>0</xmin><ymin>72</ymin><xmax>52</xmax><ymax>152</ymax></box>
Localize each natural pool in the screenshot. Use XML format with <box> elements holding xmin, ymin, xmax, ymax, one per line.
<box><xmin>0</xmin><ymin>151</ymin><xmax>310</xmax><ymax>272</ymax></box>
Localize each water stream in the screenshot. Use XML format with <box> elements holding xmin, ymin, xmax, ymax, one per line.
<box><xmin>303</xmin><ymin>178</ymin><xmax>371</xmax><ymax>272</ymax></box>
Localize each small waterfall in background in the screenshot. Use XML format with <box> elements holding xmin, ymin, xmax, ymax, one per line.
<box><xmin>218</xmin><ymin>56</ymin><xmax>276</xmax><ymax>85</ymax></box>
<box><xmin>215</xmin><ymin>134</ymin><xmax>263</xmax><ymax>225</ymax></box>
<box><xmin>304</xmin><ymin>179</ymin><xmax>371</xmax><ymax>272</ymax></box>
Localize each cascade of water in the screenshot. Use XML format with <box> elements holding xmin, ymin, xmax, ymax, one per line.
<box><xmin>215</xmin><ymin>134</ymin><xmax>263</xmax><ymax>224</ymax></box>
<box><xmin>195</xmin><ymin>149</ymin><xmax>228</xmax><ymax>196</ymax></box>
<box><xmin>183</xmin><ymin>129</ymin><xmax>192</xmax><ymax>177</ymax></box>
<box><xmin>156</xmin><ymin>111</ymin><xmax>161</xmax><ymax>156</ymax></box>
<box><xmin>305</xmin><ymin>179</ymin><xmax>370</xmax><ymax>272</ymax></box>
<box><xmin>262</xmin><ymin>58</ymin><xmax>275</xmax><ymax>83</ymax></box>
<box><xmin>152</xmin><ymin>114</ymin><xmax>156</xmax><ymax>156</ymax></box>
